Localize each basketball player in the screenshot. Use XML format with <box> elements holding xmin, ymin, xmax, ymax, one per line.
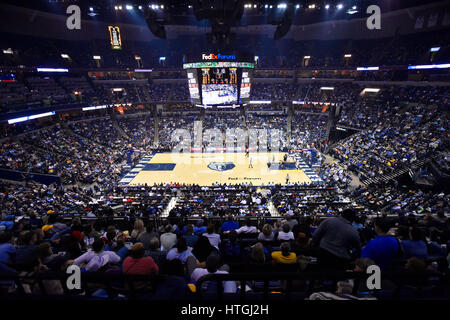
<box><xmin>249</xmin><ymin>158</ymin><xmax>253</xmax><ymax>168</ymax></box>
<box><xmin>286</xmin><ymin>173</ymin><xmax>290</xmax><ymax>184</ymax></box>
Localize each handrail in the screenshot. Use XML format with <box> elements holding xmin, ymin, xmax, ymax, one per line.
<box><xmin>0</xmin><ymin>270</ymin><xmax>447</xmax><ymax>300</ymax></box>
<box><xmin>195</xmin><ymin>270</ymin><xmax>448</xmax><ymax>300</ymax></box>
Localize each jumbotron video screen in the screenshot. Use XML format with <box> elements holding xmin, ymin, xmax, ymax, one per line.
<box><xmin>183</xmin><ymin>56</ymin><xmax>254</xmax><ymax>106</ymax></box>
<box><xmin>201</xmin><ymin>68</ymin><xmax>238</xmax><ymax>105</ymax></box>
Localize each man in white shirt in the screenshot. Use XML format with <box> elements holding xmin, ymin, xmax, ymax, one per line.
<box><xmin>235</xmin><ymin>218</ymin><xmax>258</xmax><ymax>234</ymax></box>
<box><xmin>73</xmin><ymin>239</ymin><xmax>121</xmax><ymax>272</ymax></box>
<box><xmin>191</xmin><ymin>255</ymin><xmax>236</xmax><ymax>293</ymax></box>
<box><xmin>160</xmin><ymin>224</ymin><xmax>177</xmax><ymax>251</ymax></box>
<box><xmin>203</xmin><ymin>225</ymin><xmax>221</xmax><ymax>249</ymax></box>
<box><xmin>277</xmin><ymin>223</ymin><xmax>295</xmax><ymax>241</ymax></box>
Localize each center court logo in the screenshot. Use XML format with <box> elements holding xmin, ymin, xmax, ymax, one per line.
<box><xmin>207</xmin><ymin>162</ymin><xmax>235</xmax><ymax>172</ymax></box>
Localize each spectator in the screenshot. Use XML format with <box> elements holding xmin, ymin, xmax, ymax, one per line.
<box><xmin>258</xmin><ymin>224</ymin><xmax>275</xmax><ymax>241</ymax></box>
<box><xmin>131</xmin><ymin>219</ymin><xmax>146</xmax><ymax>241</ymax></box>
<box><xmin>277</xmin><ymin>223</ymin><xmax>295</xmax><ymax>241</ymax></box>
<box><xmin>160</xmin><ymin>224</ymin><xmax>177</xmax><ymax>251</ymax></box>
<box><xmin>235</xmin><ymin>219</ymin><xmax>258</xmax><ymax>235</ymax></box>
<box><xmin>192</xmin><ymin>236</ymin><xmax>216</xmax><ymax>267</ymax></box>
<box><xmin>312</xmin><ymin>209</ymin><xmax>361</xmax><ymax>270</ymax></box>
<box><xmin>145</xmin><ymin>237</ymin><xmax>166</xmax><ymax>267</ymax></box>
<box><xmin>190</xmin><ymin>255</ymin><xmax>237</xmax><ymax>293</ymax></box>
<box><xmin>203</xmin><ymin>224</ymin><xmax>221</xmax><ymax>250</ymax></box>
<box><xmin>123</xmin><ymin>242</ymin><xmax>159</xmax><ymax>275</ymax></box>
<box><xmin>250</xmin><ymin>242</ymin><xmax>267</xmax><ymax>264</ymax></box>
<box><xmin>401</xmin><ymin>227</ymin><xmax>428</xmax><ymax>260</ymax></box>
<box><xmin>221</xmin><ymin>215</ymin><xmax>239</xmax><ymax>233</ymax></box>
<box><xmin>73</xmin><ymin>238</ymin><xmax>121</xmax><ymax>272</ymax></box>
<box><xmin>182</xmin><ymin>224</ymin><xmax>199</xmax><ymax>248</ymax></box>
<box><xmin>0</xmin><ymin>231</ymin><xmax>15</xmax><ymax>266</ymax></box>
<box><xmin>271</xmin><ymin>242</ymin><xmax>297</xmax><ymax>264</ymax></box>
<box><xmin>361</xmin><ymin>218</ymin><xmax>401</xmax><ymax>270</ymax></box>
<box><xmin>137</xmin><ymin>221</ymin><xmax>158</xmax><ymax>250</ymax></box>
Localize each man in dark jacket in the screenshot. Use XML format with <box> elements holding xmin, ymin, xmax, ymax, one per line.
<box><xmin>312</xmin><ymin>209</ymin><xmax>361</xmax><ymax>270</ymax></box>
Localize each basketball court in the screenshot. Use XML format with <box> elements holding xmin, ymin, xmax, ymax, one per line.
<box><xmin>121</xmin><ymin>152</ymin><xmax>315</xmax><ymax>186</ymax></box>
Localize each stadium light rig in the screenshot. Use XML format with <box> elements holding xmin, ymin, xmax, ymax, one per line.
<box><xmin>430</xmin><ymin>47</ymin><xmax>440</xmax><ymax>52</ymax></box>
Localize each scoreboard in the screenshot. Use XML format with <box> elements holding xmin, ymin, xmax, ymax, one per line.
<box><xmin>183</xmin><ymin>54</ymin><xmax>254</xmax><ymax>107</ymax></box>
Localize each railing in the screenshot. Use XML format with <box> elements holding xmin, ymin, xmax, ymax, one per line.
<box><xmin>196</xmin><ymin>271</ymin><xmax>450</xmax><ymax>300</ymax></box>
<box><xmin>0</xmin><ymin>270</ymin><xmax>447</xmax><ymax>300</ymax></box>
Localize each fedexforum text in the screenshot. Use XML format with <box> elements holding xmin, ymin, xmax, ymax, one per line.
<box><xmin>180</xmin><ymin>304</ymin><xmax>269</xmax><ymax>317</ymax></box>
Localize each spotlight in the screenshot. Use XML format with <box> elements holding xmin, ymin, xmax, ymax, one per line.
<box><xmin>126</xmin><ymin>5</ymin><xmax>133</xmax><ymax>10</ymax></box>
<box><xmin>308</xmin><ymin>4</ymin><xmax>315</xmax><ymax>9</ymax></box>
<box><xmin>89</xmin><ymin>7</ymin><xmax>93</xmax><ymax>12</ymax></box>
<box><xmin>118</xmin><ymin>5</ymin><xmax>122</xmax><ymax>10</ymax></box>
<box><xmin>325</xmin><ymin>4</ymin><xmax>330</xmax><ymax>9</ymax></box>
<box><xmin>352</xmin><ymin>6</ymin><xmax>357</xmax><ymax>10</ymax></box>
<box><xmin>296</xmin><ymin>5</ymin><xmax>300</xmax><ymax>9</ymax></box>
<box><xmin>265</xmin><ymin>4</ymin><xmax>268</xmax><ymax>8</ymax></box>
<box><xmin>138</xmin><ymin>6</ymin><xmax>142</xmax><ymax>10</ymax></box>
<box><xmin>337</xmin><ymin>4</ymin><xmax>343</xmax><ymax>9</ymax></box>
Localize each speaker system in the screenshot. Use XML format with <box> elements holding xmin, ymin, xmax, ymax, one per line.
<box><xmin>145</xmin><ymin>9</ymin><xmax>166</xmax><ymax>39</ymax></box>
<box><xmin>274</xmin><ymin>5</ymin><xmax>295</xmax><ymax>40</ymax></box>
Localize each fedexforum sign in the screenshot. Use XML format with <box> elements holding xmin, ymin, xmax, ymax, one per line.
<box><xmin>202</xmin><ymin>53</ymin><xmax>236</xmax><ymax>60</ymax></box>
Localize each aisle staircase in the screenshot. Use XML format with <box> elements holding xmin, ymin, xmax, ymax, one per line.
<box><xmin>160</xmin><ymin>196</ymin><xmax>178</xmax><ymax>218</ymax></box>
<box><xmin>267</xmin><ymin>199</ymin><xmax>280</xmax><ymax>217</ymax></box>
<box><xmin>361</xmin><ymin>153</ymin><xmax>440</xmax><ymax>186</ymax></box>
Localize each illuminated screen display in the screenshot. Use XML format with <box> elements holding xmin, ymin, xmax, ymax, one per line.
<box><xmin>187</xmin><ymin>71</ymin><xmax>200</xmax><ymax>100</ymax></box>
<box><xmin>202</xmin><ymin>84</ymin><xmax>237</xmax><ymax>105</ymax></box>
<box><xmin>240</xmin><ymin>71</ymin><xmax>251</xmax><ymax>99</ymax></box>
<box><xmin>108</xmin><ymin>26</ymin><xmax>122</xmax><ymax>50</ymax></box>
<box><xmin>201</xmin><ymin>68</ymin><xmax>237</xmax><ymax>85</ymax></box>
<box><xmin>183</xmin><ymin>62</ymin><xmax>254</xmax><ymax>69</ymax></box>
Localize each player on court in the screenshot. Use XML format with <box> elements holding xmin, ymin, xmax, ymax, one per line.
<box><xmin>249</xmin><ymin>157</ymin><xmax>253</xmax><ymax>168</ymax></box>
